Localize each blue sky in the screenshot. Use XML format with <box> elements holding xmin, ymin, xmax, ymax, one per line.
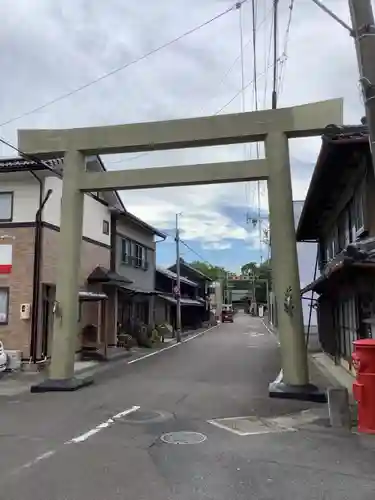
<box><xmin>155</xmin><ymin>231</ymin><xmax>266</xmax><ymax>272</ymax></box>
<box><xmin>154</xmin><ymin>201</ymin><xmax>271</xmax><ymax>272</ymax></box>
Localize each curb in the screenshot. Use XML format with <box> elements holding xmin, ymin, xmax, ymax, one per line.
<box><xmin>74</xmin><ymin>323</ymin><xmax>220</xmax><ymax>377</ymax></box>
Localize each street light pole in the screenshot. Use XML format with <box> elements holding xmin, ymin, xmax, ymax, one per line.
<box><xmin>175</xmin><ymin>213</ymin><xmax>182</xmax><ymax>343</ymax></box>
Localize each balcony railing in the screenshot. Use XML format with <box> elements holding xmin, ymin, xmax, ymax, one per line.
<box><xmin>121</xmin><ymin>255</ymin><xmax>149</xmax><ymax>270</ymax></box>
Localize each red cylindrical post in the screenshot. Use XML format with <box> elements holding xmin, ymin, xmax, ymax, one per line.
<box><xmin>352</xmin><ymin>339</ymin><xmax>375</xmax><ymax>434</ymax></box>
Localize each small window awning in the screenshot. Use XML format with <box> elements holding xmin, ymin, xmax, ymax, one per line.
<box><xmin>301</xmin><ymin>259</ymin><xmax>375</xmax><ymax>295</ymax></box>
<box><xmin>118</xmin><ymin>286</ymin><xmax>155</xmax><ymax>296</ymax></box>
<box><xmin>79</xmin><ymin>291</ymin><xmax>108</xmax><ymax>302</ymax></box>
<box><xmin>157</xmin><ymin>294</ymin><xmax>204</xmax><ymax>307</ymax></box>
<box><xmin>87</xmin><ymin>266</ymin><xmax>133</xmax><ymax>287</ymax></box>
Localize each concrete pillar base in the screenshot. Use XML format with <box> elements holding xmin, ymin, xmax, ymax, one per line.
<box><xmin>30</xmin><ymin>376</ymin><xmax>93</xmax><ymax>393</ymax></box>
<box><xmin>269</xmin><ymin>371</ymin><xmax>326</xmax><ymax>403</ymax></box>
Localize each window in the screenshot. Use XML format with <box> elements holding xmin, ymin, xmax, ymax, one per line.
<box><xmin>354</xmin><ymin>183</ymin><xmax>365</xmax><ymax>237</ymax></box>
<box><xmin>121</xmin><ymin>238</ymin><xmax>132</xmax><ymax>264</ymax></box>
<box><xmin>324</xmin><ymin>230</ymin><xmax>335</xmax><ymax>263</ymax></box>
<box><xmin>120</xmin><ymin>237</ymin><xmax>148</xmax><ymax>269</ymax></box>
<box><xmin>134</xmin><ymin>243</ymin><xmax>144</xmax><ymax>268</ymax></box>
<box><xmin>348</xmin><ymin>199</ymin><xmax>356</xmax><ymax>243</ymax></box>
<box><xmin>102</xmin><ymin>220</ymin><xmax>110</xmax><ymax>235</ymax></box>
<box><xmin>143</xmin><ymin>248</ymin><xmax>148</xmax><ymax>270</ymax></box>
<box><xmin>337</xmin><ymin>210</ymin><xmax>349</xmax><ymax>252</ymax></box>
<box><xmin>0</xmin><ymin>192</ymin><xmax>13</xmax><ymax>222</ymax></box>
<box><xmin>0</xmin><ymin>288</ymin><xmax>9</xmax><ymax>324</ymax></box>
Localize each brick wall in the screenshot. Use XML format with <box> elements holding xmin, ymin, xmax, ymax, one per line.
<box><xmin>0</xmin><ymin>224</ymin><xmax>114</xmax><ymax>358</ymax></box>
<box><xmin>0</xmin><ymin>226</ymin><xmax>35</xmax><ymax>355</ymax></box>
<box><xmin>40</xmin><ymin>225</ymin><xmax>111</xmax><ymax>286</ymax></box>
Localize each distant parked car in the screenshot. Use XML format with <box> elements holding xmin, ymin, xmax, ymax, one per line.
<box><xmin>0</xmin><ymin>341</ymin><xmax>7</xmax><ymax>372</ymax></box>
<box><xmin>221</xmin><ymin>304</ymin><xmax>234</xmax><ymax>323</ymax></box>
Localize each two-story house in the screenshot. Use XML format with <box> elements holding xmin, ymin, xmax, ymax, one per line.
<box><xmin>0</xmin><ymin>155</ymin><xmax>165</xmax><ymax>363</ymax></box>
<box><xmin>169</xmin><ymin>259</ymin><xmax>213</xmax><ymax>322</ymax></box>
<box><xmin>91</xmin><ymin>210</ymin><xmax>166</xmax><ymax>340</ymax></box>
<box><xmin>296</xmin><ymin>124</ymin><xmax>374</xmax><ymax>373</ymax></box>
<box><xmin>154</xmin><ymin>266</ymin><xmax>204</xmax><ymax>331</ymax></box>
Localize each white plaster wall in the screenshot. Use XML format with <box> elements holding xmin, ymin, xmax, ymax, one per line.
<box><xmin>42</xmin><ymin>176</ymin><xmax>111</xmax><ymax>246</ymax></box>
<box><xmin>0</xmin><ymin>180</ymin><xmax>40</xmax><ymax>222</ymax></box>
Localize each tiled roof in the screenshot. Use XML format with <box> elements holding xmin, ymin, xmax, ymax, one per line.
<box><xmin>296</xmin><ymin>124</ymin><xmax>370</xmax><ymax>241</ymax></box>
<box><xmin>323</xmin><ymin>124</ymin><xmax>368</xmax><ymax>140</ymax></box>
<box><xmin>156</xmin><ymin>266</ymin><xmax>198</xmax><ymax>287</ymax></box>
<box><xmin>0</xmin><ymin>156</ymin><xmax>64</xmax><ymax>171</ymax></box>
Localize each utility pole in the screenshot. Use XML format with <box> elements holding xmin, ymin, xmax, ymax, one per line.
<box><xmin>272</xmin><ymin>0</ymin><xmax>279</xmax><ymax>110</ymax></box>
<box><xmin>175</xmin><ymin>213</ymin><xmax>182</xmax><ymax>343</ymax></box>
<box><xmin>310</xmin><ymin>0</ymin><xmax>375</xmax><ymax>173</ymax></box>
<box><xmin>348</xmin><ymin>0</ymin><xmax>375</xmax><ymax>174</ymax></box>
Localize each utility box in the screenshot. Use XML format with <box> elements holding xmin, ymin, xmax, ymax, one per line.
<box><xmin>20</xmin><ymin>303</ymin><xmax>31</xmax><ymax>320</ymax></box>
<box><xmin>5</xmin><ymin>350</ymin><xmax>22</xmax><ymax>370</ymax></box>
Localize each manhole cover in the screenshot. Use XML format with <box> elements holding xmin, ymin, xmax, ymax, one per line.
<box><xmin>121</xmin><ymin>410</ymin><xmax>172</xmax><ymax>424</ymax></box>
<box><xmin>160</xmin><ymin>431</ymin><xmax>207</xmax><ymax>445</ymax></box>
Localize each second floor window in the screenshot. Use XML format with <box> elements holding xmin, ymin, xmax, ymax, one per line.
<box><xmin>134</xmin><ymin>244</ymin><xmax>147</xmax><ymax>269</ymax></box>
<box><xmin>0</xmin><ymin>192</ymin><xmax>13</xmax><ymax>222</ymax></box>
<box><xmin>121</xmin><ymin>238</ymin><xmax>148</xmax><ymax>270</ymax></box>
<box><xmin>353</xmin><ymin>183</ymin><xmax>365</xmax><ymax>236</ymax></box>
<box><xmin>102</xmin><ymin>220</ymin><xmax>109</xmax><ymax>235</ymax></box>
<box><xmin>337</xmin><ymin>210</ymin><xmax>349</xmax><ymax>252</ymax></box>
<box><xmin>121</xmin><ymin>238</ymin><xmax>132</xmax><ymax>264</ymax></box>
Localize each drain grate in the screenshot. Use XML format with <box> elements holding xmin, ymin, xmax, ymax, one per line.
<box><xmin>160</xmin><ymin>431</ymin><xmax>207</xmax><ymax>444</ymax></box>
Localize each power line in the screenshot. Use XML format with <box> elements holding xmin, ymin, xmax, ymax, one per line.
<box><xmin>214</xmin><ymin>60</ymin><xmax>276</xmax><ymax>115</ymax></box>
<box><xmin>179</xmin><ymin>239</ymin><xmax>213</xmax><ymax>266</ymax></box>
<box><xmin>0</xmin><ymin>1</ymin><xmax>248</xmax><ymax>129</ymax></box>
<box><xmin>0</xmin><ymin>136</ymin><xmax>62</xmax><ymax>178</ymax></box>
<box><xmin>109</xmin><ymin>58</ymin><xmax>277</xmax><ymax>168</ymax></box>
<box><xmin>271</xmin><ymin>0</ymin><xmax>279</xmax><ymax>109</ymax></box>
<box><xmin>237</xmin><ymin>0</ymin><xmax>250</xmax><ymax>208</ymax></box>
<box><xmin>250</xmin><ymin>0</ymin><xmax>263</xmax><ymax>264</ymax></box>
<box><xmin>262</xmin><ymin>1</ymin><xmax>274</xmax><ymax>109</ymax></box>
<box><xmin>277</xmin><ymin>0</ymin><xmax>295</xmax><ymax>97</ymax></box>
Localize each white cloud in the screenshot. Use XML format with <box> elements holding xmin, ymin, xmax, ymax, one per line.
<box><xmin>0</xmin><ymin>0</ymin><xmax>365</xmax><ymax>250</ymax></box>
<box><xmin>202</xmin><ymin>241</ymin><xmax>232</xmax><ymax>250</ymax></box>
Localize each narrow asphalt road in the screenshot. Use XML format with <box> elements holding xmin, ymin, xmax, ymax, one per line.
<box><xmin>0</xmin><ymin>313</ymin><xmax>374</xmax><ymax>499</ymax></box>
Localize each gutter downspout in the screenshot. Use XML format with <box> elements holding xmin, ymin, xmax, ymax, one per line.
<box><xmin>30</xmin><ymin>174</ymin><xmax>52</xmax><ymax>363</ymax></box>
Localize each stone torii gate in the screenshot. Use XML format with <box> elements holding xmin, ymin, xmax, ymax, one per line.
<box><xmin>18</xmin><ymin>98</ymin><xmax>343</xmax><ymax>396</ymax></box>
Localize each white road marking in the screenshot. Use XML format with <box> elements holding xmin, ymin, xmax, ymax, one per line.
<box><xmin>128</xmin><ymin>325</ymin><xmax>218</xmax><ymax>364</ymax></box>
<box><xmin>207</xmin><ymin>418</ymin><xmax>271</xmax><ymax>436</ymax></box>
<box><xmin>67</xmin><ymin>405</ymin><xmax>140</xmax><ymax>444</ymax></box>
<box><xmin>8</xmin><ymin>326</ymin><xmax>221</xmax><ymax>475</ymax></box>
<box><xmin>11</xmin><ymin>450</ymin><xmax>56</xmax><ymax>475</ymax></box>
<box><xmin>207</xmin><ymin>415</ymin><xmax>296</xmax><ymax>436</ymax></box>
<box><xmin>261</xmin><ymin>320</ymin><xmax>280</xmax><ymax>345</ymax></box>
